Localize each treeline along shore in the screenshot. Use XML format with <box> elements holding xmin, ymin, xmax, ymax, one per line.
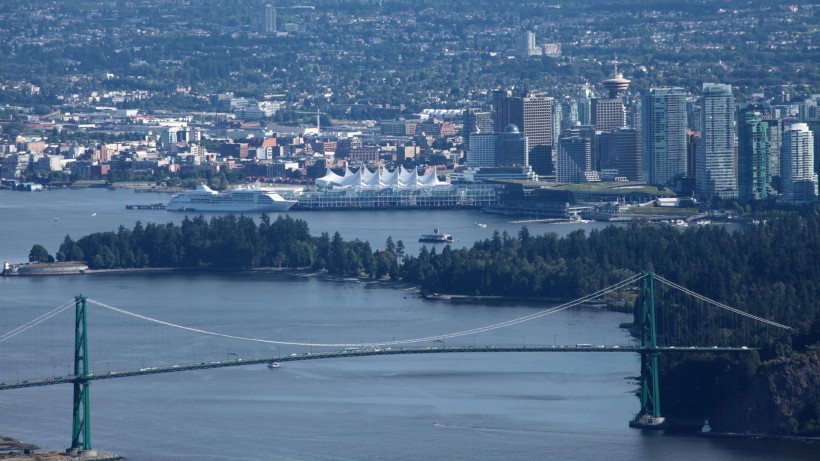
<box><xmin>28</xmin><ymin>210</ymin><xmax>820</xmax><ymax>437</ymax></box>
<box><xmin>37</xmin><ymin>212</ymin><xmax>820</xmax><ymax>326</ymax></box>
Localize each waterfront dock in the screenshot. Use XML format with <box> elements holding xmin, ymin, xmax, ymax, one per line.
<box><xmin>0</xmin><ymin>436</ymin><xmax>122</xmax><ymax>461</ymax></box>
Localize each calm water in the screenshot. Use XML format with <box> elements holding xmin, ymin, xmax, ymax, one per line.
<box><xmin>0</xmin><ymin>188</ymin><xmax>815</xmax><ymax>460</ymax></box>
<box><xmin>0</xmin><ymin>188</ymin><xmax>617</xmax><ymax>264</ymax></box>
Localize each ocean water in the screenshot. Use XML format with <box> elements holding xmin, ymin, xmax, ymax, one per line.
<box><xmin>0</xmin><ymin>188</ymin><xmax>815</xmax><ymax>460</ymax></box>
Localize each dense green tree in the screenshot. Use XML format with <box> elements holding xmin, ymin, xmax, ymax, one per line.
<box><xmin>57</xmin><ymin>235</ymin><xmax>84</xmax><ymax>262</ymax></box>
<box><xmin>28</xmin><ymin>244</ymin><xmax>51</xmax><ymax>263</ymax></box>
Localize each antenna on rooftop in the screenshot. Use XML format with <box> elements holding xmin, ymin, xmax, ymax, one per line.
<box><xmin>295</xmin><ymin>110</ymin><xmax>323</xmax><ymax>135</ymax></box>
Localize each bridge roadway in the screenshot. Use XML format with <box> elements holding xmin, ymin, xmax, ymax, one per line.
<box><xmin>0</xmin><ymin>345</ymin><xmax>754</xmax><ymax>391</ymax></box>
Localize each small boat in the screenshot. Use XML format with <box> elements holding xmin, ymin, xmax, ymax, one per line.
<box><xmin>267</xmin><ymin>362</ymin><xmax>280</xmax><ymax>369</ymax></box>
<box><xmin>419</xmin><ymin>229</ymin><xmax>454</xmax><ymax>243</ymax></box>
<box><xmin>91</xmin><ymin>212</ymin><xmax>97</xmax><ymax>217</ymax></box>
<box><xmin>474</xmin><ymin>222</ymin><xmax>487</xmax><ymax>228</ymax></box>
<box><xmin>52</xmin><ymin>218</ymin><xmax>60</xmax><ymax>221</ymax></box>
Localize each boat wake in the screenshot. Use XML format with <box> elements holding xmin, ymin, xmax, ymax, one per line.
<box><xmin>433</xmin><ymin>422</ymin><xmax>623</xmax><ymax>438</ymax></box>
<box><xmin>433</xmin><ymin>423</ymin><xmax>572</xmax><ymax>436</ymax></box>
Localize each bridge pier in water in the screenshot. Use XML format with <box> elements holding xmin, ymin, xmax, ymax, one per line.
<box><xmin>68</xmin><ymin>295</ymin><xmax>97</xmax><ymax>457</ymax></box>
<box><xmin>629</xmin><ymin>271</ymin><xmax>666</xmax><ymax>429</ymax></box>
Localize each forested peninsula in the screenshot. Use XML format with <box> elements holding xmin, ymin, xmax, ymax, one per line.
<box><xmin>33</xmin><ymin>211</ymin><xmax>820</xmax><ymax>436</ymax></box>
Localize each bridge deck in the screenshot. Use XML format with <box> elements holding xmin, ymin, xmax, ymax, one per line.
<box><xmin>0</xmin><ymin>345</ymin><xmax>755</xmax><ymax>391</ymax></box>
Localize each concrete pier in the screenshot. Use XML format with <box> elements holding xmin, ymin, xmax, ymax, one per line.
<box><xmin>0</xmin><ymin>436</ymin><xmax>121</xmax><ymax>460</ymax></box>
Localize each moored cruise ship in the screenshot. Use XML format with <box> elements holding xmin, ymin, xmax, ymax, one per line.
<box><xmin>167</xmin><ymin>184</ymin><xmax>297</xmax><ymax>212</ymax></box>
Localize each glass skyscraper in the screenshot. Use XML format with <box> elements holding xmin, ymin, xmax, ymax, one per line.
<box><xmin>781</xmin><ymin>123</ymin><xmax>818</xmax><ymax>203</ymax></box>
<box><xmin>738</xmin><ymin>111</ymin><xmax>769</xmax><ymax>201</ymax></box>
<box><xmin>697</xmin><ymin>83</ymin><xmax>737</xmax><ymax>199</ymax></box>
<box><xmin>263</xmin><ymin>4</ymin><xmax>277</xmax><ymax>34</ymax></box>
<box><xmin>641</xmin><ymin>88</ymin><xmax>687</xmax><ymax>185</ymax></box>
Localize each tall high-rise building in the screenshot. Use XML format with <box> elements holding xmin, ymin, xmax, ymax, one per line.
<box><xmin>599</xmin><ymin>131</ymin><xmax>619</xmax><ymax>172</ymax></box>
<box><xmin>552</xmin><ymin>102</ymin><xmax>563</xmax><ymax>144</ymax></box>
<box><xmin>592</xmin><ymin>98</ymin><xmax>626</xmax><ymax>132</ymax></box>
<box><xmin>563</xmin><ymin>124</ymin><xmax>597</xmax><ymax>170</ymax></box>
<box><xmin>467</xmin><ymin>132</ymin><xmax>497</xmax><ymax>167</ymax></box>
<box><xmin>496</xmin><ymin>124</ymin><xmax>529</xmax><ymax>167</ymax></box>
<box><xmin>521</xmin><ymin>31</ymin><xmax>540</xmax><ymax>56</ymax></box>
<box><xmin>696</xmin><ymin>83</ymin><xmax>737</xmax><ymax>199</ymax></box>
<box><xmin>492</xmin><ymin>89</ymin><xmax>512</xmax><ymax>133</ymax></box>
<box><xmin>497</xmin><ymin>90</ymin><xmax>554</xmax><ymax>175</ymax></box>
<box><xmin>738</xmin><ymin>100</ymin><xmax>777</xmax><ymax>188</ymax></box>
<box><xmin>799</xmin><ymin>95</ymin><xmax>820</xmax><ymax>122</ymax></box>
<box><xmin>593</xmin><ymin>65</ymin><xmax>628</xmax><ymax>133</ymax></box>
<box><xmin>575</xmin><ymin>86</ymin><xmax>593</xmax><ymax>126</ymax></box>
<box><xmin>263</xmin><ymin>4</ymin><xmax>277</xmax><ymax>34</ymax></box>
<box><xmin>565</xmin><ymin>99</ymin><xmax>579</xmax><ymax>127</ymax></box>
<box><xmin>738</xmin><ymin>112</ymin><xmax>770</xmax><ymax>201</ymax></box>
<box><xmin>599</xmin><ymin>127</ymin><xmax>640</xmax><ymax>175</ymax></box>
<box><xmin>557</xmin><ymin>135</ymin><xmax>593</xmax><ymax>183</ymax></box>
<box><xmin>463</xmin><ymin>108</ymin><xmax>493</xmax><ymax>150</ymax></box>
<box><xmin>766</xmin><ymin>119</ymin><xmax>783</xmax><ymax>186</ymax></box>
<box><xmin>615</xmin><ymin>128</ymin><xmax>642</xmax><ymax>181</ymax></box>
<box><xmin>686</xmin><ymin>129</ymin><xmax>700</xmax><ymax>178</ymax></box>
<box><xmin>780</xmin><ymin>123</ymin><xmax>817</xmax><ymax>202</ymax></box>
<box><xmin>641</xmin><ymin>87</ymin><xmax>687</xmax><ymax>185</ymax></box>
<box><xmin>467</xmin><ymin>124</ymin><xmax>528</xmax><ymax>167</ymax></box>
<box><xmin>686</xmin><ymin>99</ymin><xmax>702</xmax><ymax>132</ymax></box>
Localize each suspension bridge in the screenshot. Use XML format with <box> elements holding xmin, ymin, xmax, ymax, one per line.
<box><xmin>0</xmin><ymin>271</ymin><xmax>794</xmax><ymax>457</ymax></box>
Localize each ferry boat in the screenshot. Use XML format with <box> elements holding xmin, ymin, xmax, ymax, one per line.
<box><xmin>126</xmin><ymin>203</ymin><xmax>167</xmax><ymax>210</ymax></box>
<box><xmin>167</xmin><ymin>184</ymin><xmax>297</xmax><ymax>212</ymax></box>
<box><xmin>419</xmin><ymin>229</ymin><xmax>454</xmax><ymax>243</ymax></box>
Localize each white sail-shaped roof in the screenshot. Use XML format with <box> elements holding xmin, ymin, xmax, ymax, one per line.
<box><xmin>343</xmin><ymin>166</ymin><xmax>357</xmax><ymax>180</ymax></box>
<box><xmin>315</xmin><ymin>165</ymin><xmax>450</xmax><ymax>189</ymax></box>
<box><xmin>398</xmin><ymin>165</ymin><xmax>418</xmax><ymax>188</ymax></box>
<box><xmin>338</xmin><ymin>167</ymin><xmax>363</xmax><ymax>188</ymax></box>
<box><xmin>315</xmin><ymin>168</ymin><xmax>345</xmax><ymax>188</ymax></box>
<box><xmin>379</xmin><ymin>166</ymin><xmax>398</xmax><ymax>187</ymax></box>
<box><xmin>361</xmin><ymin>166</ymin><xmax>380</xmax><ymax>187</ymax></box>
<box><xmin>418</xmin><ymin>167</ymin><xmax>447</xmax><ymax>187</ymax></box>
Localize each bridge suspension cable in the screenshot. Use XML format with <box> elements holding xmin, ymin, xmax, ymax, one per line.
<box><xmin>86</xmin><ymin>273</ymin><xmax>646</xmax><ymax>348</ymax></box>
<box><xmin>0</xmin><ymin>299</ymin><xmax>76</xmax><ymax>343</ymax></box>
<box><xmin>653</xmin><ymin>274</ymin><xmax>794</xmax><ymax>331</ymax></box>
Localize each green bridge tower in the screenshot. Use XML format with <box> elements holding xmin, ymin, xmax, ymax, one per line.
<box><xmin>629</xmin><ymin>271</ymin><xmax>666</xmax><ymax>429</ymax></box>
<box><xmin>69</xmin><ymin>295</ymin><xmax>96</xmax><ymax>456</ymax></box>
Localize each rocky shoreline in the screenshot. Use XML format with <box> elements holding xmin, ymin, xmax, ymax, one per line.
<box><xmin>696</xmin><ymin>431</ymin><xmax>820</xmax><ymax>444</ymax></box>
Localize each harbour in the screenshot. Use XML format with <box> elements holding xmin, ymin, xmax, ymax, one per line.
<box><xmin>2</xmin><ymin>271</ymin><xmax>817</xmax><ymax>461</ymax></box>
<box><xmin>0</xmin><ymin>188</ymin><xmax>807</xmax><ymax>461</ymax></box>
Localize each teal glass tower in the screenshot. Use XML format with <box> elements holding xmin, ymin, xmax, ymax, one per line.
<box><xmin>641</xmin><ymin>88</ymin><xmax>687</xmax><ymax>185</ymax></box>
<box><xmin>738</xmin><ymin>111</ymin><xmax>769</xmax><ymax>200</ymax></box>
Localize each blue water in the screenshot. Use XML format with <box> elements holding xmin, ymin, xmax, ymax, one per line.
<box><xmin>0</xmin><ymin>187</ymin><xmax>616</xmax><ymax>264</ymax></box>
<box><xmin>0</xmin><ymin>188</ymin><xmax>815</xmax><ymax>460</ymax></box>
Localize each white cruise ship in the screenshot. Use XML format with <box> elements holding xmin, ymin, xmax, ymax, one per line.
<box><xmin>167</xmin><ymin>184</ymin><xmax>297</xmax><ymax>212</ymax></box>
